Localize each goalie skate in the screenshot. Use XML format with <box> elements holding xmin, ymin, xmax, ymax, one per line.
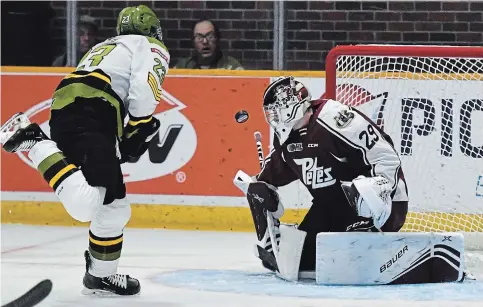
<box><xmin>0</xmin><ymin>112</ymin><xmax>48</xmax><ymax>153</ymax></box>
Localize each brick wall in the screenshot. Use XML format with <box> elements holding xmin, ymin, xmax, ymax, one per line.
<box><xmin>50</xmin><ymin>1</ymin><xmax>483</xmax><ymax>70</ymax></box>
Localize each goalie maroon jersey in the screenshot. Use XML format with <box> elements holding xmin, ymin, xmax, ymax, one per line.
<box><xmin>257</xmin><ymin>99</ymin><xmax>409</xmax><ymax>232</ymax></box>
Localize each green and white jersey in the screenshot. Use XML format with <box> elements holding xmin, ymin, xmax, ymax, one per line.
<box><xmin>52</xmin><ymin>35</ymin><xmax>170</xmax><ymax>137</ymax></box>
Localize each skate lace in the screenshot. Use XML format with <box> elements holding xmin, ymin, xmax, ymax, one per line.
<box><xmin>107</xmin><ymin>274</ymin><xmax>127</xmax><ymax>289</ymax></box>
<box><xmin>17</xmin><ymin>140</ymin><xmax>37</xmax><ymax>151</ymax></box>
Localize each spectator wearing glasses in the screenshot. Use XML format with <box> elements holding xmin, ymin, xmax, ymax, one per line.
<box><xmin>174</xmin><ymin>19</ymin><xmax>243</xmax><ymax>70</ymax></box>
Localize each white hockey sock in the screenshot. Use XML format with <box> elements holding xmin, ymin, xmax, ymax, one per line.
<box><xmin>28</xmin><ymin>139</ymin><xmax>106</xmax><ymax>223</ymax></box>
<box><xmin>88</xmin><ymin>198</ymin><xmax>132</xmax><ymax>277</ymax></box>
<box><xmin>28</xmin><ymin>140</ymin><xmax>62</xmax><ymax>168</ymax></box>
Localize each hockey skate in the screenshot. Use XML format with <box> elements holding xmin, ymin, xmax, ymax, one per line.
<box><xmin>0</xmin><ymin>112</ymin><xmax>49</xmax><ymax>153</ymax></box>
<box><xmin>82</xmin><ymin>250</ymin><xmax>140</xmax><ymax>296</ymax></box>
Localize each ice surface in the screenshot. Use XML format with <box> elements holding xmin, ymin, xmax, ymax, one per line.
<box><xmin>1</xmin><ymin>225</ymin><xmax>483</xmax><ymax>307</ymax></box>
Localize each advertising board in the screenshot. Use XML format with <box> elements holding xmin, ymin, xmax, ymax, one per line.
<box><xmin>1</xmin><ymin>68</ymin><xmax>481</xmax><ymax>231</ymax></box>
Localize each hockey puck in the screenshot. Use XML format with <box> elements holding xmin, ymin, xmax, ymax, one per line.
<box><xmin>235</xmin><ymin>110</ymin><xmax>249</xmax><ymax>123</ymax></box>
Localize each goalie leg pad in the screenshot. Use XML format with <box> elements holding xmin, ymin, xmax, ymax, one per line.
<box><xmin>315</xmin><ymin>232</ymin><xmax>464</xmax><ymax>285</ymax></box>
<box><xmin>275</xmin><ymin>225</ymin><xmax>307</xmax><ymax>282</ymax></box>
<box><xmin>233</xmin><ymin>171</ymin><xmax>281</xmax><ymax>270</ymax></box>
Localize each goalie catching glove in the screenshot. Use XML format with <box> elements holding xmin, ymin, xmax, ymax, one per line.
<box><xmin>247</xmin><ymin>181</ymin><xmax>284</xmax><ymax>219</ymax></box>
<box><xmin>120</xmin><ymin>115</ymin><xmax>160</xmax><ymax>163</ymax></box>
<box><xmin>246</xmin><ymin>181</ymin><xmax>284</xmax><ymax>263</ymax></box>
<box><xmin>341</xmin><ymin>175</ymin><xmax>393</xmax><ymax>230</ymax></box>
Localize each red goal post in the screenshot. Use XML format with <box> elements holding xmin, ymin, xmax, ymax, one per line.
<box><xmin>324</xmin><ymin>44</ymin><xmax>483</xmax><ymax>247</ymax></box>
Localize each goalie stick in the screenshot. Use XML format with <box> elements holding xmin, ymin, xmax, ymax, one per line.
<box><xmin>253</xmin><ymin>131</ymin><xmax>265</xmax><ymax>170</ymax></box>
<box><xmin>2</xmin><ymin>279</ymin><xmax>53</xmax><ymax>307</ymax></box>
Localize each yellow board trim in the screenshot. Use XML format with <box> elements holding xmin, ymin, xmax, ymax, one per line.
<box><xmin>3</xmin><ymin>66</ymin><xmax>482</xmax><ymax>80</ymax></box>
<box><xmin>1</xmin><ymin>201</ymin><xmax>482</xmax><ymax>233</ymax></box>
<box><xmin>49</xmin><ymin>164</ymin><xmax>76</xmax><ymax>188</ymax></box>
<box><xmin>89</xmin><ymin>236</ymin><xmax>123</xmax><ymax>246</ymax></box>
<box><xmin>3</xmin><ymin>66</ymin><xmax>482</xmax><ymax>81</ymax></box>
<box><xmin>1</xmin><ymin>66</ymin><xmax>326</xmax><ymax>78</ymax></box>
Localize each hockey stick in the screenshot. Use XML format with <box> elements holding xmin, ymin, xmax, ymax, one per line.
<box><xmin>253</xmin><ymin>131</ymin><xmax>264</xmax><ymax>170</ymax></box>
<box><xmin>253</xmin><ymin>132</ymin><xmax>280</xmax><ymax>259</ymax></box>
<box><xmin>2</xmin><ymin>279</ymin><xmax>53</xmax><ymax>307</ymax></box>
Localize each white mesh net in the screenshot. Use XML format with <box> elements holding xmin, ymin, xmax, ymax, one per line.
<box><xmin>327</xmin><ymin>45</ymin><xmax>483</xmax><ymax>242</ymax></box>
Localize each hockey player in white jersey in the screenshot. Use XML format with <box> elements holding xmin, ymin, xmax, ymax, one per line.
<box><xmin>0</xmin><ymin>5</ymin><xmax>169</xmax><ymax>295</ymax></box>
<box><xmin>234</xmin><ymin>77</ymin><xmax>468</xmax><ymax>284</ymax></box>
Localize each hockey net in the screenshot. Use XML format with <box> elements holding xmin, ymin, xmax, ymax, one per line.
<box><xmin>325</xmin><ymin>45</ymin><xmax>483</xmax><ymax>248</ymax></box>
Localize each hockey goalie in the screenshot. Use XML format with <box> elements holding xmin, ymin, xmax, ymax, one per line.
<box><xmin>234</xmin><ymin>76</ymin><xmax>472</xmax><ymax>285</ymax></box>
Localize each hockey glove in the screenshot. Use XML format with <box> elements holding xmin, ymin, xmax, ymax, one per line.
<box><xmin>341</xmin><ymin>175</ymin><xmax>392</xmax><ymax>230</ymax></box>
<box><xmin>247</xmin><ymin>181</ymin><xmax>284</xmax><ymax>218</ymax></box>
<box><xmin>120</xmin><ymin>116</ymin><xmax>160</xmax><ymax>163</ymax></box>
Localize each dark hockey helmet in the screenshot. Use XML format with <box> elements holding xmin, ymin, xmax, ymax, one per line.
<box><xmin>262</xmin><ymin>76</ymin><xmax>311</xmax><ymax>144</ymax></box>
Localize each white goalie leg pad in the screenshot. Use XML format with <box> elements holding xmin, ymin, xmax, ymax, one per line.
<box><xmin>315</xmin><ymin>232</ymin><xmax>464</xmax><ymax>285</ymax></box>
<box><xmin>274</xmin><ymin>224</ymin><xmax>307</xmax><ymax>282</ymax></box>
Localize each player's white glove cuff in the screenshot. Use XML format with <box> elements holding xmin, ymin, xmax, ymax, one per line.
<box><xmin>352</xmin><ymin>176</ymin><xmax>392</xmax><ymax>230</ymax></box>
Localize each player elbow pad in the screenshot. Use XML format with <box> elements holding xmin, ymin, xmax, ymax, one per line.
<box><xmin>120</xmin><ymin>115</ymin><xmax>160</xmax><ymax>162</ymax></box>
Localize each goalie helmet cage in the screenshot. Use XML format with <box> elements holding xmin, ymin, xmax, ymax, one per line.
<box><xmin>325</xmin><ymin>44</ymin><xmax>483</xmax><ymax>249</ymax></box>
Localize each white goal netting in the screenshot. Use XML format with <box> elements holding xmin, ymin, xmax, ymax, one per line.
<box><xmin>325</xmin><ymin>45</ymin><xmax>483</xmax><ymax>246</ymax></box>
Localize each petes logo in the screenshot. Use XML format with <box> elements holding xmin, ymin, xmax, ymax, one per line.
<box><xmin>293</xmin><ymin>157</ymin><xmax>336</xmax><ymax>189</ymax></box>
<box><xmin>16</xmin><ymin>91</ymin><xmax>196</xmax><ymax>183</ymax></box>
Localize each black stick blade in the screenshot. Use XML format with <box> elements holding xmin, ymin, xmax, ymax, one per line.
<box><xmin>2</xmin><ymin>279</ymin><xmax>53</xmax><ymax>307</ymax></box>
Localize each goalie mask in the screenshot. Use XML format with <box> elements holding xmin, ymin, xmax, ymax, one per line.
<box><xmin>262</xmin><ymin>77</ymin><xmax>311</xmax><ymax>144</ymax></box>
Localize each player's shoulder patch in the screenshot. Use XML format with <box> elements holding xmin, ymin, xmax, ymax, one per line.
<box><xmin>316</xmin><ymin>99</ymin><xmax>355</xmax><ymax>128</ymax></box>
<box><xmin>334</xmin><ymin>108</ymin><xmax>355</xmax><ymax>128</ymax></box>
